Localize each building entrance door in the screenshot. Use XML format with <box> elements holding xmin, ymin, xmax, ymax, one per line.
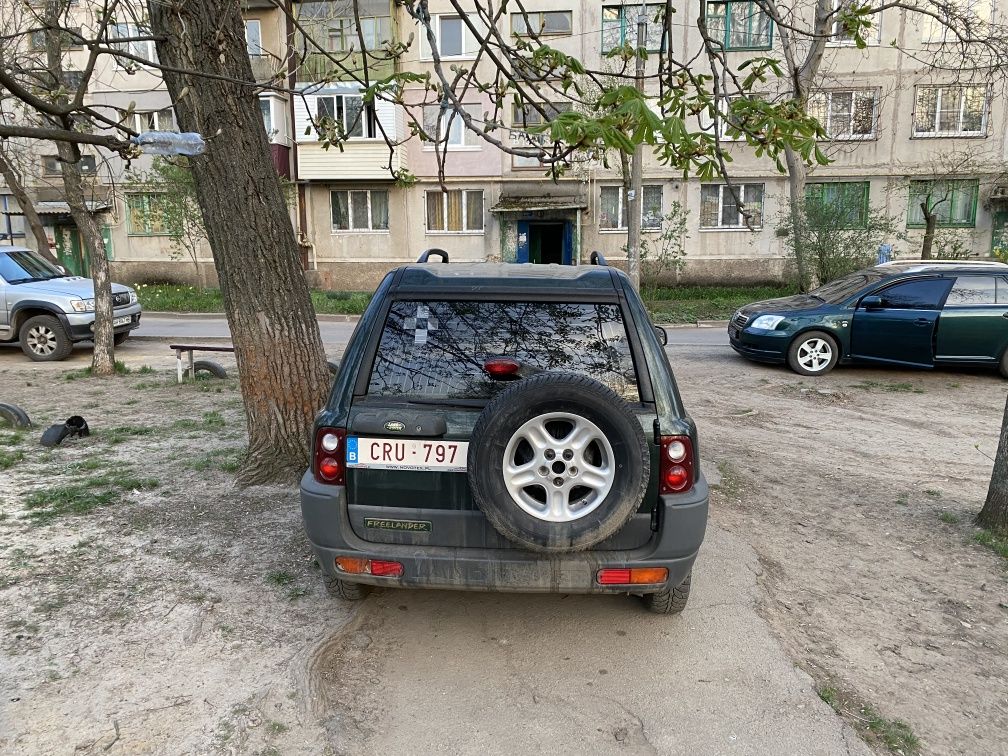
<box><xmin>516</xmin><ymin>220</ymin><xmax>573</xmax><ymax>264</ymax></box>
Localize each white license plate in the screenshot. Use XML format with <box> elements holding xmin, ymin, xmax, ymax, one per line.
<box><xmin>113</xmin><ymin>316</ymin><xmax>132</xmax><ymax>327</ymax></box>
<box><xmin>345</xmin><ymin>437</ymin><xmax>468</xmax><ymax>472</ymax></box>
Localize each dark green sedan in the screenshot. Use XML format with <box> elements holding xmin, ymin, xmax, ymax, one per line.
<box><xmin>729</xmin><ymin>261</ymin><xmax>1008</xmax><ymax>377</ymax></box>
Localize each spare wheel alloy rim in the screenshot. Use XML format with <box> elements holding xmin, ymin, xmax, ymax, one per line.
<box><xmin>502</xmin><ymin>411</ymin><xmax>616</xmax><ymax>523</ymax></box>
<box><xmin>27</xmin><ymin>325</ymin><xmax>58</xmax><ymax>356</ymax></box>
<box><xmin>797</xmin><ymin>337</ymin><xmax>832</xmax><ymax>372</ymax></box>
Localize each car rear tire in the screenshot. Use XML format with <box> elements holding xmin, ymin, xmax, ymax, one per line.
<box><xmin>0</xmin><ymin>402</ymin><xmax>32</xmax><ymax>428</ymax></box>
<box><xmin>468</xmin><ymin>372</ymin><xmax>649</xmax><ymax>553</ymax></box>
<box><xmin>787</xmin><ymin>331</ymin><xmax>839</xmax><ymax>376</ymax></box>
<box><xmin>323</xmin><ymin>574</ymin><xmax>371</xmax><ymax>601</ymax></box>
<box><xmin>19</xmin><ymin>314</ymin><xmax>73</xmax><ymax>362</ymax></box>
<box><xmin>641</xmin><ymin>572</ymin><xmax>691</xmax><ymax>615</ymax></box>
<box><xmin>114</xmin><ymin>332</ymin><xmax>129</xmax><ymax>347</ymax></box>
<box><xmin>1000</xmin><ymin>349</ymin><xmax>1008</xmax><ymax>379</ymax></box>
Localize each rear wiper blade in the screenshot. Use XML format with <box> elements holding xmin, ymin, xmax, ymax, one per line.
<box><xmin>404</xmin><ymin>397</ymin><xmax>487</xmax><ymax>408</ymax></box>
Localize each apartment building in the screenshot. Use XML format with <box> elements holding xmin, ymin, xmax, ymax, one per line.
<box><xmin>2</xmin><ymin>1</ymin><xmax>1006</xmax><ymax>288</ymax></box>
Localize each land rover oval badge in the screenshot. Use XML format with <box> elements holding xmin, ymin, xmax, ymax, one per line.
<box><xmin>384</xmin><ymin>421</ymin><xmax>406</xmax><ymax>432</ymax></box>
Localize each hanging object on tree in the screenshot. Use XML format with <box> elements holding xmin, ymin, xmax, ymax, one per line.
<box><xmin>133</xmin><ymin>132</ymin><xmax>206</xmax><ymax>156</ymax></box>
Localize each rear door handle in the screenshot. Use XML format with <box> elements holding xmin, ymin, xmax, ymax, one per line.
<box><xmin>914</xmin><ymin>318</ymin><xmax>931</xmax><ymax>326</ymax></box>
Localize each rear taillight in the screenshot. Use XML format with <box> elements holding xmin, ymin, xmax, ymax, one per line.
<box><xmin>597</xmin><ymin>567</ymin><xmax>669</xmax><ymax>585</ymax></box>
<box><xmin>659</xmin><ymin>435</ymin><xmax>694</xmax><ymax>494</ymax></box>
<box><xmin>336</xmin><ymin>556</ymin><xmax>404</xmax><ymax>577</ymax></box>
<box><xmin>314</xmin><ymin>427</ymin><xmax>347</xmax><ymax>485</ymax></box>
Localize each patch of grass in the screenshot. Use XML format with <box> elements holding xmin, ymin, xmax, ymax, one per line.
<box><xmin>202</xmin><ymin>411</ymin><xmax>225</xmax><ymax>429</ymax></box>
<box><xmin>714</xmin><ymin>460</ymin><xmax>744</xmax><ymax>499</ymax></box>
<box><xmin>974</xmin><ymin>528</ymin><xmax>1008</xmax><ymax>560</ymax></box>
<box><xmin>64</xmin><ymin>360</ymin><xmax>144</xmax><ymax>381</ymax></box>
<box><xmin>188</xmin><ymin>446</ymin><xmax>245</xmax><ymax>473</ymax></box>
<box><xmin>0</xmin><ymin>449</ymin><xmax>25</xmax><ymax>470</ymax></box>
<box><xmin>938</xmin><ymin>511</ymin><xmax>960</xmax><ymax>524</ymax></box>
<box><xmin>266</xmin><ymin>570</ymin><xmax>294</xmax><ymax>586</ymax></box>
<box><xmin>924</xmin><ymin>489</ymin><xmax>941</xmax><ymax>498</ymax></box>
<box><xmin>0</xmin><ymin>431</ymin><xmax>25</xmax><ymax>446</ymax></box>
<box><xmin>644</xmin><ymin>284</ymin><xmax>798</xmax><ymax>324</ymax></box>
<box><xmin>816</xmin><ymin>683</ymin><xmax>920</xmax><ymax>756</ymax></box>
<box><xmin>895</xmin><ymin>493</ymin><xmax>910</xmax><ymax>506</ymax></box>
<box><xmin>267</xmin><ymin>721</ymin><xmax>288</xmax><ymax>735</ymax></box>
<box><xmin>103</xmin><ymin>425</ymin><xmax>156</xmax><ymax>444</ymax></box>
<box><xmin>136</xmin><ymin>283</ymin><xmax>372</xmax><ymax>315</ymax></box>
<box><xmin>286</xmin><ymin>586</ymin><xmax>309</xmax><ymax>601</ymax></box>
<box><xmin>23</xmin><ymin>472</ymin><xmax>159</xmax><ymax>524</ymax></box>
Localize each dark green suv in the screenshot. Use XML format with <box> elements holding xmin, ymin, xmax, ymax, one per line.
<box><xmin>299</xmin><ymin>255</ymin><xmax>708</xmax><ymax>614</ymax></box>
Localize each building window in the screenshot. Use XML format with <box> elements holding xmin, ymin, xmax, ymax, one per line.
<box><xmin>422</xmin><ymin>104</ymin><xmax>482</xmax><ymax>148</ymax></box>
<box><xmin>126</xmin><ymin>193</ymin><xmax>169</xmax><ymax>235</ymax></box>
<box><xmin>111</xmin><ymin>23</ymin><xmax>157</xmax><ymax>65</ymax></box>
<box><xmin>602</xmin><ymin>4</ymin><xmax>665</xmax><ymax>52</ymax></box>
<box><xmin>30</xmin><ymin>26</ymin><xmax>83</xmax><ymax>51</ymax></box>
<box><xmin>705</xmin><ymin>1</ymin><xmax>772</xmax><ymax>50</ymax></box>
<box><xmin>245</xmin><ymin>20</ymin><xmax>263</xmax><ymax>56</ymax></box>
<box><xmin>316</xmin><ymin>94</ymin><xmax>377</xmax><ymax>138</ymax></box>
<box><xmin>511</xmin><ymin>102</ymin><xmax>571</xmax><ymax>129</ymax></box>
<box><xmin>907</xmin><ymin>180</ymin><xmax>978</xmax><ymax>228</ymax></box>
<box><xmin>259</xmin><ymin>98</ymin><xmax>273</xmax><ymax>136</ymax></box>
<box><xmin>42</xmin><ymin>155</ymin><xmax>97</xmax><ymax>175</ymax></box>
<box><xmin>922</xmin><ymin>0</ymin><xmax>993</xmax><ymax>42</ymax></box>
<box><xmin>807</xmin><ymin>90</ymin><xmax>877</xmax><ymax>139</ymax></box>
<box><xmin>913</xmin><ymin>86</ymin><xmax>987</xmax><ymax>137</ymax></box>
<box><xmin>511</xmin><ymin>11</ymin><xmax>573</xmax><ymax>36</ymax></box>
<box><xmin>599</xmin><ymin>185</ymin><xmax>663</xmax><ymax>230</ymax></box>
<box><xmin>426</xmin><ymin>190</ymin><xmax>484</xmax><ymax>232</ymax></box>
<box><xmin>133</xmin><ymin>108</ymin><xmax>176</xmax><ymax>134</ymax></box>
<box><xmin>805</xmin><ymin>182</ymin><xmax>870</xmax><ymax>227</ymax></box>
<box><xmin>420</xmin><ymin>14</ymin><xmax>483</xmax><ymax>59</ymax></box>
<box><xmin>331</xmin><ymin>189</ymin><xmax>389</xmax><ymax>231</ymax></box>
<box><xmin>829</xmin><ymin>0</ymin><xmax>881</xmax><ymax>44</ymax></box>
<box><xmin>299</xmin><ymin>0</ymin><xmax>392</xmax><ymax>52</ymax></box>
<box><xmin>700</xmin><ymin>184</ymin><xmax>764</xmax><ymax>228</ymax></box>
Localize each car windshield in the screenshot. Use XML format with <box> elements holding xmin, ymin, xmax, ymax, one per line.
<box><xmin>368</xmin><ymin>300</ymin><xmax>640</xmax><ymax>402</ymax></box>
<box><xmin>0</xmin><ymin>249</ymin><xmax>63</xmax><ymax>284</ymax></box>
<box><xmin>809</xmin><ymin>269</ymin><xmax>889</xmax><ymax>303</ymax></box>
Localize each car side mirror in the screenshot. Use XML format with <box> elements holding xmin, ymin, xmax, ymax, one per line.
<box><xmin>861</xmin><ymin>295</ymin><xmax>883</xmax><ymax>309</ymax></box>
<box><xmin>654</xmin><ymin>325</ymin><xmax>668</xmax><ymax>346</ymax></box>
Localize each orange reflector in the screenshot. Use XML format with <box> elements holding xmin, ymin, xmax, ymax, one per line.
<box><xmin>596</xmin><ymin>567</ymin><xmax>669</xmax><ymax>585</ymax></box>
<box><xmin>336</xmin><ymin>556</ymin><xmax>369</xmax><ymax>574</ymax></box>
<box><xmin>335</xmin><ymin>556</ymin><xmax>404</xmax><ymax>578</ymax></box>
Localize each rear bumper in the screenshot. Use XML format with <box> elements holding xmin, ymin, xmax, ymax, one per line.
<box><xmin>299</xmin><ymin>472</ymin><xmax>709</xmax><ymax>594</ymax></box>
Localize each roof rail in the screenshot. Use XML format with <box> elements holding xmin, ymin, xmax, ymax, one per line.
<box><xmin>590</xmin><ymin>250</ymin><xmax>607</xmax><ymax>266</ymax></box>
<box><xmin>417</xmin><ymin>248</ymin><xmax>449</xmax><ymax>264</ymax></box>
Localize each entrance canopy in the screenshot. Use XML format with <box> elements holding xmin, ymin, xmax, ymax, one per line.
<box><xmin>490</xmin><ymin>195</ymin><xmax>587</xmax><ymax>213</ymax></box>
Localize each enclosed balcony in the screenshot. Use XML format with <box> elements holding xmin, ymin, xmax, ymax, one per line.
<box><xmin>295</xmin><ymin>0</ymin><xmax>398</xmax><ymax>83</ymax></box>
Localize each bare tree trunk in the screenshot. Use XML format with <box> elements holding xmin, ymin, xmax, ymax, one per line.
<box><xmin>148</xmin><ymin>0</ymin><xmax>330</xmax><ymax>484</ymax></box>
<box><xmin>0</xmin><ymin>146</ymin><xmax>56</xmax><ymax>263</ymax></box>
<box><xmin>978</xmin><ymin>395</ymin><xmax>1008</xmax><ymax>535</ymax></box>
<box><xmin>784</xmin><ymin>145</ymin><xmax>812</xmax><ymax>291</ymax></box>
<box><xmin>44</xmin><ymin>1</ymin><xmax>115</xmax><ymax>375</ymax></box>
<box><xmin>921</xmin><ymin>204</ymin><xmax>936</xmax><ymax>259</ymax></box>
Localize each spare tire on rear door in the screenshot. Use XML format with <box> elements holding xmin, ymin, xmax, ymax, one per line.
<box><xmin>467</xmin><ymin>372</ymin><xmax>649</xmax><ymax>553</ymax></box>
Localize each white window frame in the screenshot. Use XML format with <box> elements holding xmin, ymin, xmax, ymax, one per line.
<box><xmin>422</xmin><ymin>103</ymin><xmax>482</xmax><ymax>150</ymax></box>
<box><xmin>315</xmin><ymin>94</ymin><xmax>378</xmax><ymax>139</ymax></box>
<box><xmin>827</xmin><ymin>0</ymin><xmax>882</xmax><ymax>46</ymax></box>
<box><xmin>699</xmin><ymin>183</ymin><xmax>765</xmax><ymax>230</ymax></box>
<box><xmin>511</xmin><ymin>10</ymin><xmax>573</xmax><ymax>36</ymax></box>
<box><xmin>245</xmin><ymin>19</ymin><xmax>263</xmax><ymax>56</ymax></box>
<box><xmin>331</xmin><ymin>189</ymin><xmax>390</xmax><ymax>233</ymax></box>
<box><xmin>598</xmin><ymin>185</ymin><xmax>663</xmax><ymax>232</ymax></box>
<box><xmin>921</xmin><ymin>0</ymin><xmax>993</xmax><ymax>43</ymax></box>
<box><xmin>425</xmin><ymin>189</ymin><xmax>484</xmax><ymax>234</ymax></box>
<box><xmin>111</xmin><ymin>22</ymin><xmax>157</xmax><ymax>67</ymax></box>
<box><xmin>912</xmin><ymin>85</ymin><xmax>988</xmax><ymax>137</ymax></box>
<box><xmin>421</xmin><ymin>14</ymin><xmax>482</xmax><ymax>60</ymax></box>
<box><xmin>42</xmin><ymin>154</ymin><xmax>97</xmax><ymax>176</ymax></box>
<box><xmin>808</xmin><ymin>89</ymin><xmax>878</xmax><ymax>140</ymax></box>
<box><xmin>133</xmin><ymin>108</ymin><xmax>176</xmax><ymax>134</ymax></box>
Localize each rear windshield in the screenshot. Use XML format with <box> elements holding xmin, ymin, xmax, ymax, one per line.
<box><xmin>367</xmin><ymin>300</ymin><xmax>640</xmax><ymax>401</ymax></box>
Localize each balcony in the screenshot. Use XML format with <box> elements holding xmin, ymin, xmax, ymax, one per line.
<box><xmin>249</xmin><ymin>53</ymin><xmax>283</xmax><ymax>83</ymax></box>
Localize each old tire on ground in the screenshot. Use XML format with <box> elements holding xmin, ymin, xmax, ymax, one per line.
<box><xmin>19</xmin><ymin>314</ymin><xmax>73</xmax><ymax>362</ymax></box>
<box><xmin>193</xmin><ymin>360</ymin><xmax>228</xmax><ymax>379</ymax></box>
<box><xmin>323</xmin><ymin>574</ymin><xmax>370</xmax><ymax>601</ymax></box>
<box><xmin>641</xmin><ymin>572</ymin><xmax>691</xmax><ymax>615</ymax></box>
<box><xmin>468</xmin><ymin>372</ymin><xmax>649</xmax><ymax>553</ymax></box>
<box><xmin>0</xmin><ymin>402</ymin><xmax>32</xmax><ymax>428</ymax></box>
<box><xmin>786</xmin><ymin>330</ymin><xmax>839</xmax><ymax>376</ymax></box>
<box><xmin>113</xmin><ymin>332</ymin><xmax>129</xmax><ymax>347</ymax></box>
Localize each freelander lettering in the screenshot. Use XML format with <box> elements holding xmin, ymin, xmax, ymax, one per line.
<box><xmin>364</xmin><ymin>518</ymin><xmax>432</xmax><ymax>532</ymax></box>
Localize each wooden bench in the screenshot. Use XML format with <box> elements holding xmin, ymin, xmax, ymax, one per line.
<box><xmin>169</xmin><ymin>343</ymin><xmax>235</xmax><ymax>384</ymax></box>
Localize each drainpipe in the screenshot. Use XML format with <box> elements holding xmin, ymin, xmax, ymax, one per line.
<box><xmin>284</xmin><ymin>0</ymin><xmax>311</xmax><ymax>268</ymax></box>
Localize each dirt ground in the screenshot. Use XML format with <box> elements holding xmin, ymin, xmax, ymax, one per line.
<box><xmin>0</xmin><ymin>342</ymin><xmax>1005</xmax><ymax>755</ymax></box>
